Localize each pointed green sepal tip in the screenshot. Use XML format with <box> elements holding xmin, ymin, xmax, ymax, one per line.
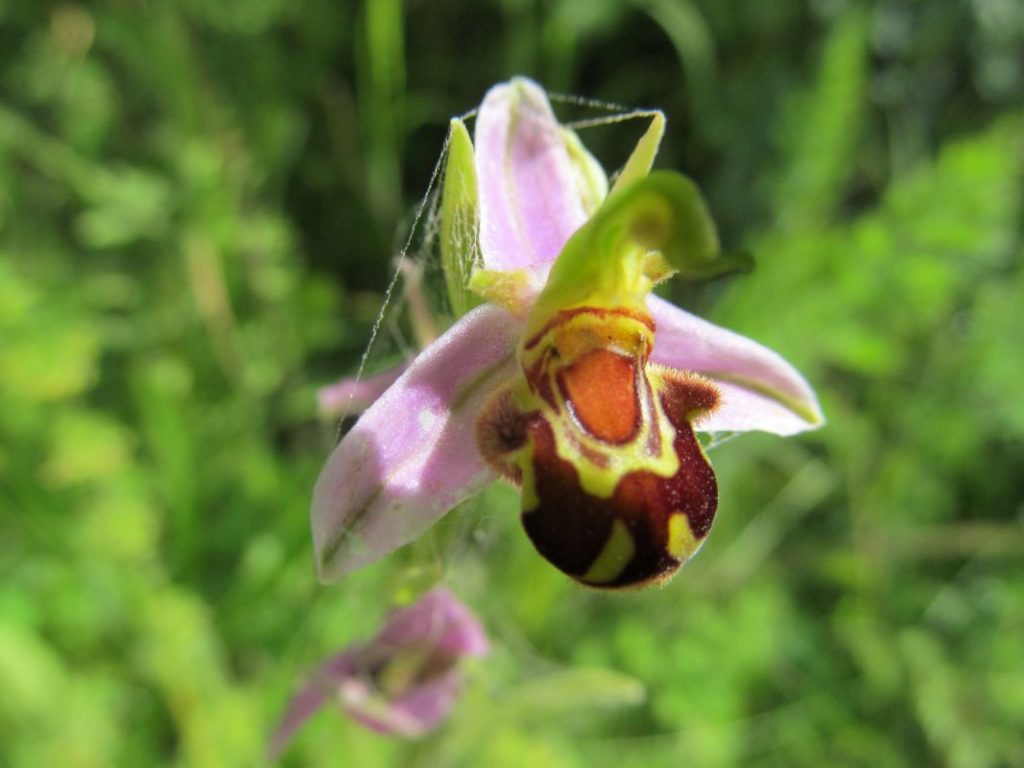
<box><xmin>440</xmin><ymin>118</ymin><xmax>482</xmax><ymax>318</ymax></box>
<box><xmin>609</xmin><ymin>111</ymin><xmax>665</xmax><ymax>197</ymax></box>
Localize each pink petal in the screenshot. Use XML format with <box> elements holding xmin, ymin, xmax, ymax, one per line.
<box><xmin>475</xmin><ymin>77</ymin><xmax>588</xmax><ymax>272</ymax></box>
<box><xmin>311</xmin><ymin>305</ymin><xmax>521</xmax><ymax>581</ymax></box>
<box><xmin>317</xmin><ymin>361</ymin><xmax>410</xmax><ymax>417</ymax></box>
<box><xmin>268</xmin><ymin>589</ymin><xmax>487</xmax><ymax>753</ymax></box>
<box><xmin>374</xmin><ymin>588</ymin><xmax>489</xmax><ymax>658</ymax></box>
<box><xmin>385</xmin><ymin>670</ymin><xmax>464</xmax><ymax>735</ymax></box>
<box><xmin>649</xmin><ymin>296</ymin><xmax>824</xmax><ymax>435</ymax></box>
<box><xmin>342</xmin><ymin>670</ymin><xmax>464</xmax><ymax>737</ymax></box>
<box><xmin>267</xmin><ymin>649</ymin><xmax>362</xmax><ymax>759</ymax></box>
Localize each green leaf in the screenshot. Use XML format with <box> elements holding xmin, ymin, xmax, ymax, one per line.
<box><xmin>774</xmin><ymin>7</ymin><xmax>870</xmax><ymax>228</ymax></box>
<box><xmin>42</xmin><ymin>409</ymin><xmax>133</xmax><ymax>487</ymax></box>
<box><xmin>501</xmin><ymin>668</ymin><xmax>646</xmax><ymax>719</ymax></box>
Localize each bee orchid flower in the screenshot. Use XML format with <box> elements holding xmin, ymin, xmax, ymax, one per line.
<box><xmin>312</xmin><ymin>78</ymin><xmax>823</xmax><ymax>588</ymax></box>
<box><xmin>269</xmin><ymin>588</ymin><xmax>488</xmax><ymax>756</ymax></box>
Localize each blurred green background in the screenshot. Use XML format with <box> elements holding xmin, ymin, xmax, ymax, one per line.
<box><xmin>2</xmin><ymin>0</ymin><xmax>1023</xmax><ymax>766</ymax></box>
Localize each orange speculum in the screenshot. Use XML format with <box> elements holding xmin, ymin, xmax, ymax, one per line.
<box><xmin>476</xmin><ymin>306</ymin><xmax>721</xmax><ymax>588</ymax></box>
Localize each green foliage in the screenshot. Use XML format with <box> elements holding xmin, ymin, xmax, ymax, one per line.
<box><xmin>2</xmin><ymin>1</ymin><xmax>1023</xmax><ymax>766</ymax></box>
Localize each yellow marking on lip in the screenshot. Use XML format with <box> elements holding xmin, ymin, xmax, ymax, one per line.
<box><xmin>518</xmin><ymin>437</ymin><xmax>541</xmax><ymax>513</ymax></box>
<box><xmin>667</xmin><ymin>512</ymin><xmax>700</xmax><ymax>560</ymax></box>
<box><xmin>582</xmin><ymin>518</ymin><xmax>635</xmax><ymax>584</ymax></box>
